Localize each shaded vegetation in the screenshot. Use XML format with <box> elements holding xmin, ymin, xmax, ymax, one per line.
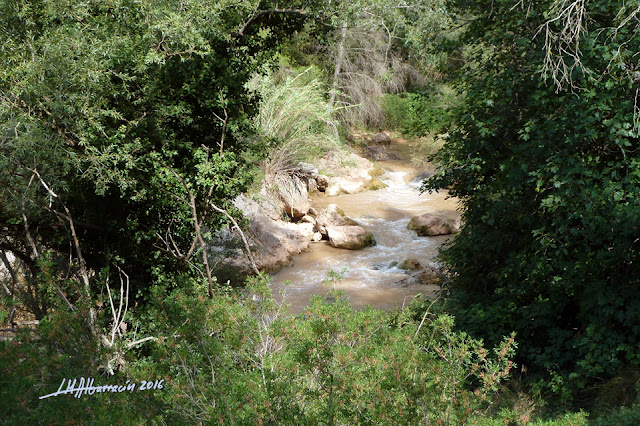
<box><xmin>1</xmin><ymin>0</ymin><xmax>640</xmax><ymax>423</ymax></box>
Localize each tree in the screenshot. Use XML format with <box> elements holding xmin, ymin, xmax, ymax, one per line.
<box><xmin>0</xmin><ymin>0</ymin><xmax>311</xmax><ymax>319</ymax></box>
<box><xmin>427</xmin><ymin>0</ymin><xmax>640</xmax><ymax>396</ymax></box>
<box><xmin>278</xmin><ymin>0</ymin><xmax>450</xmax><ymax>127</ymax></box>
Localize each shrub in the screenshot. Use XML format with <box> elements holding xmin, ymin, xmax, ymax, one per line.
<box><xmin>382</xmin><ymin>85</ymin><xmax>459</xmax><ymax>137</ymax></box>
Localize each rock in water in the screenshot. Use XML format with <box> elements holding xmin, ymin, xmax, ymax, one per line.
<box><xmin>408</xmin><ymin>214</ymin><xmax>452</xmax><ymax>236</ymax></box>
<box><xmin>326</xmin><ymin>225</ymin><xmax>376</xmax><ymax>250</ymax></box>
<box><xmin>365</xmin><ymin>178</ymin><xmax>388</xmax><ymax>191</ymax></box>
<box><xmin>417</xmin><ymin>267</ymin><xmax>440</xmax><ymax>285</ymax></box>
<box><xmin>371</xmin><ymin>131</ymin><xmax>392</xmax><ymax>145</ymax></box>
<box><xmin>315</xmin><ymin>204</ymin><xmax>358</xmax><ymax>236</ymax></box>
<box><xmin>399</xmin><ymin>258</ymin><xmax>423</xmax><ymax>270</ymax></box>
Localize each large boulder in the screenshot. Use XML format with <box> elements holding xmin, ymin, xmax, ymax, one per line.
<box><xmin>408</xmin><ymin>214</ymin><xmax>452</xmax><ymax>236</ymax></box>
<box><xmin>326</xmin><ymin>225</ymin><xmax>376</xmax><ymax>250</ymax></box>
<box><xmin>315</xmin><ymin>204</ymin><xmax>357</xmax><ymax>236</ymax></box>
<box><xmin>276</xmin><ymin>175</ymin><xmax>310</xmax><ymax>219</ymax></box>
<box><xmin>249</xmin><ymin>216</ymin><xmax>311</xmax><ymax>272</ymax></box>
<box><xmin>371</xmin><ymin>131</ymin><xmax>392</xmax><ymax>145</ymax></box>
<box><xmin>319</xmin><ymin>152</ymin><xmax>375</xmax><ymax>196</ymax></box>
<box><xmin>214</xmin><ymin>195</ymin><xmax>311</xmax><ymax>284</ymax></box>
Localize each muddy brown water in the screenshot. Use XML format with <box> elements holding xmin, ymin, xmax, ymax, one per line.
<box><xmin>270</xmin><ymin>143</ymin><xmax>461</xmax><ymax>314</ymax></box>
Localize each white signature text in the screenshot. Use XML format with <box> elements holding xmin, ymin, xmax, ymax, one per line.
<box><xmin>39</xmin><ymin>377</ymin><xmax>165</xmax><ymax>399</ymax></box>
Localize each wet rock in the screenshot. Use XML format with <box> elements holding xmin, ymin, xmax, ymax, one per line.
<box><xmin>370</xmin><ymin>164</ymin><xmax>385</xmax><ymax>177</ymax></box>
<box><xmin>371</xmin><ymin>131</ymin><xmax>392</xmax><ymax>145</ymax></box>
<box><xmin>308</xmin><ymin>207</ymin><xmax>318</xmax><ymax>217</ymax></box>
<box><xmin>399</xmin><ymin>258</ymin><xmax>423</xmax><ymax>271</ymax></box>
<box><xmin>417</xmin><ymin>267</ymin><xmax>440</xmax><ymax>285</ymax></box>
<box><xmin>408</xmin><ymin>214</ymin><xmax>452</xmax><ymax>236</ymax></box>
<box><xmin>315</xmin><ymin>204</ymin><xmax>357</xmax><ymax>236</ymax></box>
<box><xmin>365</xmin><ymin>178</ymin><xmax>388</xmax><ymax>191</ymax></box>
<box><xmin>326</xmin><ymin>225</ymin><xmax>376</xmax><ymax>250</ymax></box>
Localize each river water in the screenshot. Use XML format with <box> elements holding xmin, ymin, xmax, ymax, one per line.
<box><xmin>270</xmin><ymin>144</ymin><xmax>461</xmax><ymax>314</ymax></box>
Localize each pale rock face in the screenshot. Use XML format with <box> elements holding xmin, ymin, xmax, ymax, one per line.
<box><xmin>321</xmin><ymin>152</ymin><xmax>374</xmax><ymax>196</ymax></box>
<box><xmin>407</xmin><ymin>214</ymin><xmax>452</xmax><ymax>236</ymax></box>
<box><xmin>326</xmin><ymin>225</ymin><xmax>376</xmax><ymax>250</ymax></box>
<box><xmin>289</xmin><ymin>222</ymin><xmax>315</xmax><ymax>240</ymax></box>
<box><xmin>300</xmin><ymin>215</ymin><xmax>316</xmax><ymax>225</ymax></box>
<box><xmin>276</xmin><ymin>175</ymin><xmax>311</xmax><ymax>219</ymax></box>
<box><xmin>315</xmin><ymin>204</ymin><xmax>357</xmax><ymax>236</ymax></box>
<box><xmin>326</xmin><ymin>177</ymin><xmax>370</xmax><ymax>196</ymax></box>
<box><xmin>214</xmin><ymin>195</ymin><xmax>311</xmax><ymax>284</ymax></box>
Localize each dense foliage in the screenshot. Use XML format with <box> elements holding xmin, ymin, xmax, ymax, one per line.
<box><xmin>1</xmin><ymin>275</ymin><xmax>522</xmax><ymax>424</ymax></box>
<box><xmin>3</xmin><ymin>0</ymin><xmax>640</xmax><ymax>422</ymax></box>
<box><xmin>0</xmin><ymin>0</ymin><xmax>310</xmax><ymax>307</ymax></box>
<box><xmin>383</xmin><ymin>85</ymin><xmax>458</xmax><ymax>137</ymax></box>
<box><xmin>427</xmin><ymin>0</ymin><xmax>640</xmax><ymax>397</ymax></box>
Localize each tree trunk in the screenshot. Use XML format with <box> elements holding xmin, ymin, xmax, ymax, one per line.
<box><xmin>328</xmin><ymin>23</ymin><xmax>347</xmax><ymax>109</ymax></box>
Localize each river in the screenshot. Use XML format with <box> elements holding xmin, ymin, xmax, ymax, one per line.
<box><xmin>270</xmin><ymin>141</ymin><xmax>461</xmax><ymax>313</ymax></box>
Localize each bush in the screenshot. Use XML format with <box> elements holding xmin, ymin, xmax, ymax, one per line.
<box><xmin>382</xmin><ymin>85</ymin><xmax>458</xmax><ymax>137</ymax></box>
<box><xmin>141</xmin><ymin>277</ymin><xmax>517</xmax><ymax>424</ymax></box>
<box><xmin>1</xmin><ymin>274</ymin><xmax>518</xmax><ymax>424</ymax></box>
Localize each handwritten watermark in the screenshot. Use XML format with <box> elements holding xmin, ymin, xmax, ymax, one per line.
<box><xmin>39</xmin><ymin>377</ymin><xmax>165</xmax><ymax>399</ymax></box>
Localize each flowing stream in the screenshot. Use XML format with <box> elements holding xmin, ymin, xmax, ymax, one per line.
<box><xmin>270</xmin><ymin>145</ymin><xmax>461</xmax><ymax>314</ymax></box>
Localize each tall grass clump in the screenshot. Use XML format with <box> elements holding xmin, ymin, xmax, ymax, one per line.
<box><xmin>249</xmin><ymin>69</ymin><xmax>341</xmax><ymax>181</ymax></box>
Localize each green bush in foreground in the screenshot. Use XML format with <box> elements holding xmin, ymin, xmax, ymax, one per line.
<box><xmin>2</xmin><ymin>274</ymin><xmax>519</xmax><ymax>424</ymax></box>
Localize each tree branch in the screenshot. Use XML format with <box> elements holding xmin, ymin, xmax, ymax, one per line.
<box><xmin>27</xmin><ymin>168</ymin><xmax>97</xmax><ymax>336</ymax></box>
